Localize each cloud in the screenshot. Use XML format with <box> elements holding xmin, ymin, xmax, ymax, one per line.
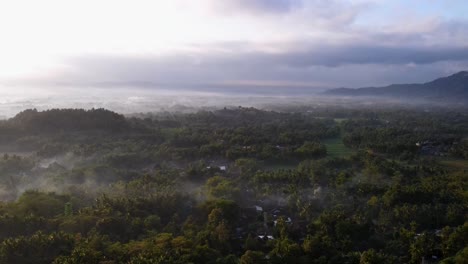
<box><xmin>1</xmin><ymin>0</ymin><xmax>468</xmax><ymax>91</ymax></box>
<box><xmin>205</xmin><ymin>0</ymin><xmax>366</xmax><ymax>30</ymax></box>
<box><xmin>211</xmin><ymin>0</ymin><xmax>303</xmax><ymax>14</ymax></box>
<box><xmin>9</xmin><ymin>38</ymin><xmax>465</xmax><ymax>90</ymax></box>
<box><xmin>277</xmin><ymin>44</ymin><xmax>468</xmax><ymax>67</ymax></box>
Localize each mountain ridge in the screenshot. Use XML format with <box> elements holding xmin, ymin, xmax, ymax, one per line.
<box><xmin>324</xmin><ymin>71</ymin><xmax>468</xmax><ymax>101</ymax></box>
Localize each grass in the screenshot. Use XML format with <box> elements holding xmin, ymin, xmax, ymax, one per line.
<box><xmin>333</xmin><ymin>118</ymin><xmax>348</xmax><ymax>123</ymax></box>
<box><xmin>323</xmin><ymin>137</ymin><xmax>355</xmax><ymax>158</ymax></box>
<box><xmin>322</xmin><ymin>118</ymin><xmax>353</xmax><ymax>158</ymax></box>
<box><xmin>314</xmin><ymin>117</ymin><xmax>348</xmax><ymax>123</ymax></box>
<box><xmin>438</xmin><ymin>158</ymin><xmax>468</xmax><ymax>170</ymax></box>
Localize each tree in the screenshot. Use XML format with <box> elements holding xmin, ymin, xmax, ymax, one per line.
<box><xmin>0</xmin><ymin>232</ymin><xmax>75</xmax><ymax>264</ymax></box>
<box><xmin>295</xmin><ymin>141</ymin><xmax>327</xmax><ymax>159</ymax></box>
<box><xmin>205</xmin><ymin>176</ymin><xmax>240</xmax><ymax>200</ymax></box>
<box><xmin>240</xmin><ymin>250</ymin><xmax>265</xmax><ymax>264</ymax></box>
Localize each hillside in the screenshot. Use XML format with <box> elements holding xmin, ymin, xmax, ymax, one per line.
<box><xmin>5</xmin><ymin>108</ymin><xmax>130</xmax><ymax>134</ymax></box>
<box><xmin>324</xmin><ymin>71</ymin><xmax>468</xmax><ymax>101</ymax></box>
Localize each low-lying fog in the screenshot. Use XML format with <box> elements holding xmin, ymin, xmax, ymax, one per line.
<box><xmin>0</xmin><ymin>85</ymin><xmax>464</xmax><ymax>119</ymax></box>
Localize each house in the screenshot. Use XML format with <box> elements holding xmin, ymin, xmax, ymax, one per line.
<box><xmin>271</xmin><ymin>208</ymin><xmax>282</xmax><ymax>217</ymax></box>
<box><xmin>240</xmin><ymin>206</ymin><xmax>262</xmax><ymax>223</ymax></box>
<box><xmin>421</xmin><ymin>250</ymin><xmax>443</xmax><ymax>264</ymax></box>
<box><xmin>206</xmin><ymin>165</ymin><xmax>227</xmax><ymax>171</ymax></box>
<box><xmin>257</xmin><ymin>235</ymin><xmax>274</xmax><ymax>241</ymax></box>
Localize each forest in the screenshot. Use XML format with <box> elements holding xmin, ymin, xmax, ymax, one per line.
<box><xmin>0</xmin><ymin>106</ymin><xmax>466</xmax><ymax>264</ymax></box>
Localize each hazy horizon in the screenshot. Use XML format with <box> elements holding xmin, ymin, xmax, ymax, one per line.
<box><xmin>1</xmin><ymin>1</ymin><xmax>468</xmax><ymax>116</ymax></box>
<box><xmin>1</xmin><ymin>0</ymin><xmax>468</xmax><ymax>96</ymax></box>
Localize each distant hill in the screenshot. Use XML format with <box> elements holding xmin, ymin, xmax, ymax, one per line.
<box><xmin>6</xmin><ymin>108</ymin><xmax>130</xmax><ymax>133</ymax></box>
<box><xmin>324</xmin><ymin>71</ymin><xmax>468</xmax><ymax>101</ymax></box>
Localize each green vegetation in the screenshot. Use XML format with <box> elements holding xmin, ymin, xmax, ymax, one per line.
<box><xmin>333</xmin><ymin>118</ymin><xmax>348</xmax><ymax>123</ymax></box>
<box><xmin>0</xmin><ymin>106</ymin><xmax>465</xmax><ymax>263</ymax></box>
<box><xmin>323</xmin><ymin>137</ymin><xmax>354</xmax><ymax>158</ymax></box>
<box><xmin>439</xmin><ymin>158</ymin><xmax>468</xmax><ymax>170</ymax></box>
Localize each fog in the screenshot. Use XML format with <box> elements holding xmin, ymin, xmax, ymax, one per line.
<box><xmin>1</xmin><ymin>84</ymin><xmax>463</xmax><ymax>120</ymax></box>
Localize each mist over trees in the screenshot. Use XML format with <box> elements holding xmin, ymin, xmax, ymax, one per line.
<box><xmin>0</xmin><ymin>106</ymin><xmax>465</xmax><ymax>263</ymax></box>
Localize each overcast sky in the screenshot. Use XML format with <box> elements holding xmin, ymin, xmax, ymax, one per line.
<box><xmin>1</xmin><ymin>0</ymin><xmax>468</xmax><ymax>92</ymax></box>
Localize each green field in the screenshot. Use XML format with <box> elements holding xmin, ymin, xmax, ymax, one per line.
<box><xmin>439</xmin><ymin>158</ymin><xmax>468</xmax><ymax>170</ymax></box>
<box><xmin>333</xmin><ymin>118</ymin><xmax>348</xmax><ymax>123</ymax></box>
<box><xmin>323</xmin><ymin>137</ymin><xmax>355</xmax><ymax>158</ymax></box>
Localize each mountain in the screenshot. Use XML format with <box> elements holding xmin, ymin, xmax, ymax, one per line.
<box><xmin>324</xmin><ymin>71</ymin><xmax>468</xmax><ymax>101</ymax></box>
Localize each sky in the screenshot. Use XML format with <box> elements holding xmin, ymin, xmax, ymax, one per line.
<box><xmin>0</xmin><ymin>0</ymin><xmax>468</xmax><ymax>93</ymax></box>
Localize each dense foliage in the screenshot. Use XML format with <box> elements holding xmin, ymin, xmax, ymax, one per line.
<box><xmin>0</xmin><ymin>106</ymin><xmax>466</xmax><ymax>263</ymax></box>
